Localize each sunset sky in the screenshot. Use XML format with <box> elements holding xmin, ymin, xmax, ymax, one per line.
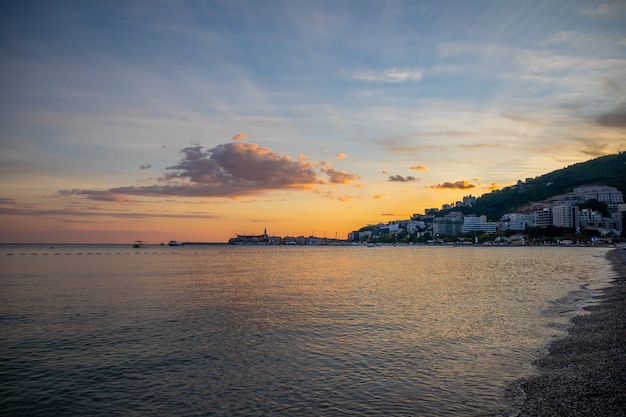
<box><xmin>1</xmin><ymin>1</ymin><xmax>625</xmax><ymax>243</ymax></box>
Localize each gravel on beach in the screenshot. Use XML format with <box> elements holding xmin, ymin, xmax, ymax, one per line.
<box><xmin>516</xmin><ymin>248</ymin><xmax>626</xmax><ymax>417</ymax></box>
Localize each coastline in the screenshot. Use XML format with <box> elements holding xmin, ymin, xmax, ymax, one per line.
<box><xmin>516</xmin><ymin>248</ymin><xmax>626</xmax><ymax>416</ymax></box>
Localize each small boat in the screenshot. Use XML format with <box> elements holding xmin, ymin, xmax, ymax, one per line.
<box><xmin>168</xmin><ymin>240</ymin><xmax>182</xmax><ymax>246</ymax></box>
<box><xmin>132</xmin><ymin>240</ymin><xmax>147</xmax><ymax>248</ymax></box>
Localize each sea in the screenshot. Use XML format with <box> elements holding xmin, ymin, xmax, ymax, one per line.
<box><xmin>0</xmin><ymin>244</ymin><xmax>615</xmax><ymax>416</ymax></box>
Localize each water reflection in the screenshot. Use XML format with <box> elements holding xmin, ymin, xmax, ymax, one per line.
<box><xmin>0</xmin><ymin>246</ymin><xmax>613</xmax><ymax>416</ymax></box>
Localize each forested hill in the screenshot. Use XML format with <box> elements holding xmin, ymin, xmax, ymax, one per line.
<box><xmin>471</xmin><ymin>152</ymin><xmax>626</xmax><ymax>220</ymax></box>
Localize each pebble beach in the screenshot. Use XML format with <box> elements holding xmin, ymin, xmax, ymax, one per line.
<box><xmin>517</xmin><ymin>248</ymin><xmax>626</xmax><ymax>416</ymax></box>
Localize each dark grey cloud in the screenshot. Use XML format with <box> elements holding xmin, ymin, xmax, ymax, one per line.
<box><xmin>140</xmin><ymin>163</ymin><xmax>152</xmax><ymax>170</ymax></box>
<box><xmin>388</xmin><ymin>175</ymin><xmax>416</xmax><ymax>182</ymax></box>
<box><xmin>577</xmin><ymin>139</ymin><xmax>611</xmax><ymax>157</ymax></box>
<box><xmin>429</xmin><ymin>180</ymin><xmax>476</xmax><ymax>190</ymax></box>
<box><xmin>0</xmin><ymin>197</ymin><xmax>16</xmax><ymax>205</ymax></box>
<box><xmin>321</xmin><ymin>166</ymin><xmax>360</xmax><ymax>184</ymax></box>
<box><xmin>59</xmin><ymin>142</ymin><xmax>359</xmax><ymax>200</ymax></box>
<box><xmin>595</xmin><ymin>103</ymin><xmax>626</xmax><ymax>127</ymax></box>
<box><xmin>168</xmin><ymin>143</ymin><xmax>320</xmax><ymax>188</ymax></box>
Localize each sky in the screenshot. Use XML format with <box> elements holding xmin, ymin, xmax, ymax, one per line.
<box><xmin>1</xmin><ymin>0</ymin><xmax>625</xmax><ymax>243</ymax></box>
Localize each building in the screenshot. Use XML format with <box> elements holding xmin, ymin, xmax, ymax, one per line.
<box><xmin>405</xmin><ymin>220</ymin><xmax>426</xmax><ymax>234</ymax></box>
<box><xmin>552</xmin><ymin>204</ymin><xmax>579</xmax><ymax>228</ymax></box>
<box><xmin>462</xmin><ymin>195</ymin><xmax>476</xmax><ymax>207</ymax></box>
<box><xmin>229</xmin><ymin>228</ymin><xmax>280</xmax><ymax>245</ymax></box>
<box><xmin>574</xmin><ymin>186</ymin><xmax>624</xmax><ymax>209</ymax></box>
<box><xmin>433</xmin><ymin>213</ymin><xmax>464</xmax><ymax>237</ymax></box>
<box><xmin>461</xmin><ymin>215</ymin><xmax>497</xmax><ymax>234</ymax></box>
<box><xmin>348</xmin><ymin>230</ymin><xmax>372</xmax><ymax>241</ymax></box>
<box><xmin>533</xmin><ymin>207</ymin><xmax>553</xmax><ymax>228</ymax></box>
<box><xmin>500</xmin><ymin>213</ymin><xmax>535</xmax><ymax>231</ymax></box>
<box><xmin>579</xmin><ymin>208</ymin><xmax>602</xmax><ymax>228</ymax></box>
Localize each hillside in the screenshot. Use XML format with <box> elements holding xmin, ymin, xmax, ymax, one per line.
<box><xmin>471</xmin><ymin>152</ymin><xmax>626</xmax><ymax>220</ymax></box>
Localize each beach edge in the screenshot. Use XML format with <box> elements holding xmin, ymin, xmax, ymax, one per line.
<box><xmin>515</xmin><ymin>248</ymin><xmax>626</xmax><ymax>416</ymax></box>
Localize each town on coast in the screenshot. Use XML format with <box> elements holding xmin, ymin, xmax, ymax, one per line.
<box><xmin>229</xmin><ymin>185</ymin><xmax>626</xmax><ymax>246</ymax></box>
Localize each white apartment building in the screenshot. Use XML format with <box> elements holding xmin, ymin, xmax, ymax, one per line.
<box><xmin>461</xmin><ymin>215</ymin><xmax>497</xmax><ymax>234</ymax></box>
<box><xmin>579</xmin><ymin>208</ymin><xmax>602</xmax><ymax>227</ymax></box>
<box><xmin>405</xmin><ymin>220</ymin><xmax>426</xmax><ymax>234</ymax></box>
<box><xmin>534</xmin><ymin>207</ymin><xmax>553</xmax><ymax>228</ymax></box>
<box><xmin>574</xmin><ymin>186</ymin><xmax>624</xmax><ymax>208</ymax></box>
<box><xmin>552</xmin><ymin>204</ymin><xmax>579</xmax><ymax>228</ymax></box>
<box><xmin>433</xmin><ymin>216</ymin><xmax>464</xmax><ymax>236</ymax></box>
<box><xmin>500</xmin><ymin>213</ymin><xmax>536</xmax><ymax>231</ymax></box>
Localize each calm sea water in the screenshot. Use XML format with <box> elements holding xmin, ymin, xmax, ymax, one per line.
<box><xmin>0</xmin><ymin>245</ymin><xmax>614</xmax><ymax>416</ymax></box>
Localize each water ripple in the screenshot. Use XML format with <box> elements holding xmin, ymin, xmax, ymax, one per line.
<box><xmin>0</xmin><ymin>246</ymin><xmax>613</xmax><ymax>416</ymax></box>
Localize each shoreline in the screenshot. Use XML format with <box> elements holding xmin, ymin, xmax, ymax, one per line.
<box><xmin>516</xmin><ymin>248</ymin><xmax>626</xmax><ymax>416</ymax></box>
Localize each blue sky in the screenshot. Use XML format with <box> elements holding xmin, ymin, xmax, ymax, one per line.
<box><xmin>1</xmin><ymin>0</ymin><xmax>625</xmax><ymax>242</ymax></box>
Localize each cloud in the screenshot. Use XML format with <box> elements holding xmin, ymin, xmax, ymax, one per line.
<box><xmin>373</xmin><ymin>194</ymin><xmax>384</xmax><ymax>200</ymax></box>
<box><xmin>139</xmin><ymin>163</ymin><xmax>152</xmax><ymax>170</ymax></box>
<box><xmin>60</xmin><ymin>142</ymin><xmax>359</xmax><ymax>199</ymax></box>
<box><xmin>375</xmin><ymin>137</ymin><xmax>423</xmax><ymax>153</ymax></box>
<box><xmin>380</xmin><ymin>169</ymin><xmax>389</xmax><ymax>174</ymax></box>
<box><xmin>0</xmin><ymin>197</ymin><xmax>16</xmax><ymax>205</ymax></box>
<box><xmin>388</xmin><ymin>175</ymin><xmax>417</xmax><ymax>182</ymax></box>
<box><xmin>409</xmin><ymin>165</ymin><xmax>428</xmax><ymax>172</ymax></box>
<box><xmin>347</xmin><ymin>68</ymin><xmax>424</xmax><ymax>83</ymax></box>
<box><xmin>232</xmin><ymin>133</ymin><xmax>248</xmax><ymax>141</ymax></box>
<box><xmin>336</xmin><ymin>195</ymin><xmax>354</xmax><ymax>202</ymax></box>
<box><xmin>376</xmin><ymin>136</ymin><xmax>512</xmax><ymax>155</ymax></box>
<box><xmin>429</xmin><ymin>180</ymin><xmax>476</xmax><ymax>190</ymax></box>
<box><xmin>580</xmin><ymin>4</ymin><xmax>613</xmax><ymax>16</ymax></box>
<box><xmin>595</xmin><ymin>103</ymin><xmax>626</xmax><ymax>127</ymax></box>
<box><xmin>576</xmin><ymin>139</ymin><xmax>611</xmax><ymax>157</ymax></box>
<box><xmin>0</xmin><ymin>206</ymin><xmax>219</xmax><ymax>220</ymax></box>
<box><xmin>314</xmin><ymin>189</ymin><xmax>361</xmax><ymax>202</ymax></box>
<box><xmin>335</xmin><ymin>153</ymin><xmax>347</xmax><ymax>159</ymax></box>
<box><xmin>321</xmin><ymin>166</ymin><xmax>360</xmax><ymax>184</ymax></box>
<box><xmin>58</xmin><ymin>189</ymin><xmax>137</xmax><ymax>202</ymax></box>
<box><xmin>485</xmin><ymin>182</ymin><xmax>500</xmax><ymax>191</ymax></box>
<box><xmin>155</xmin><ymin>143</ymin><xmax>322</xmax><ymax>195</ymax></box>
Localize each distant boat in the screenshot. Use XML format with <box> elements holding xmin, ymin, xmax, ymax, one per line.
<box><xmin>168</xmin><ymin>240</ymin><xmax>182</xmax><ymax>246</ymax></box>
<box><xmin>132</xmin><ymin>240</ymin><xmax>147</xmax><ymax>248</ymax></box>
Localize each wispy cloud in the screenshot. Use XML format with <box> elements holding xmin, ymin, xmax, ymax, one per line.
<box><xmin>579</xmin><ymin>4</ymin><xmax>614</xmax><ymax>16</ymax></box>
<box><xmin>409</xmin><ymin>165</ymin><xmax>428</xmax><ymax>172</ymax></box>
<box><xmin>0</xmin><ymin>206</ymin><xmax>219</xmax><ymax>220</ymax></box>
<box><xmin>58</xmin><ymin>190</ymin><xmax>137</xmax><ymax>202</ymax></box>
<box><xmin>429</xmin><ymin>180</ymin><xmax>476</xmax><ymax>190</ymax></box>
<box><xmin>139</xmin><ymin>163</ymin><xmax>152</xmax><ymax>170</ymax></box>
<box><xmin>347</xmin><ymin>68</ymin><xmax>423</xmax><ymax>83</ymax></box>
<box><xmin>335</xmin><ymin>152</ymin><xmax>347</xmax><ymax>159</ymax></box>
